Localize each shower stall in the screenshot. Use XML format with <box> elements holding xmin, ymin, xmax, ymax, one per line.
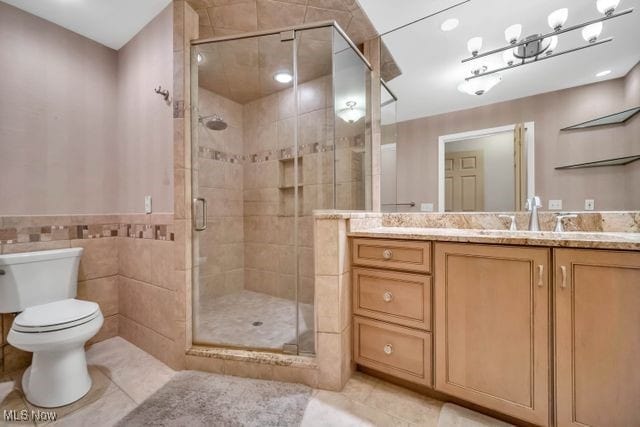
<box><xmin>190</xmin><ymin>23</ymin><xmax>372</xmax><ymax>355</ymax></box>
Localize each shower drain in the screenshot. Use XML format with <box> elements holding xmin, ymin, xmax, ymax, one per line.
<box><xmin>252</xmin><ymin>321</ymin><xmax>263</xmax><ymax>326</ymax></box>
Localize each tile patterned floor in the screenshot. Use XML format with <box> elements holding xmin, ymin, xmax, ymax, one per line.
<box><xmin>0</xmin><ymin>337</ymin><xmax>507</xmax><ymax>426</ymax></box>
<box><xmin>194</xmin><ymin>290</ymin><xmax>314</xmax><ymax>351</ymax></box>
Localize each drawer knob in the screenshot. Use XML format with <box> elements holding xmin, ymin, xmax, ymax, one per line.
<box><xmin>383</xmin><ymin>291</ymin><xmax>393</xmax><ymax>302</ymax></box>
<box><xmin>382</xmin><ymin>249</ymin><xmax>393</xmax><ymax>260</ymax></box>
<box><xmin>383</xmin><ymin>344</ymin><xmax>393</xmax><ymax>355</ymax></box>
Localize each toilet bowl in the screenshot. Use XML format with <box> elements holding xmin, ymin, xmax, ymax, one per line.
<box><xmin>0</xmin><ymin>248</ymin><xmax>103</xmax><ymax>408</ymax></box>
<box><xmin>8</xmin><ymin>299</ymin><xmax>104</xmax><ymax>408</ymax></box>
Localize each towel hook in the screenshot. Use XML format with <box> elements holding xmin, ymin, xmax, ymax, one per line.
<box><xmin>154</xmin><ymin>86</ymin><xmax>170</xmax><ymax>101</ymax></box>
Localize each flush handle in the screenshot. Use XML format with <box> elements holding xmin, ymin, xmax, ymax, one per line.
<box><xmin>383</xmin><ymin>291</ymin><xmax>393</xmax><ymax>302</ymax></box>
<box><xmin>382</xmin><ymin>249</ymin><xmax>393</xmax><ymax>260</ymax></box>
<box><xmin>383</xmin><ymin>344</ymin><xmax>393</xmax><ymax>355</ymax></box>
<box><xmin>0</xmin><ymin>269</ymin><xmax>5</xmax><ymax>276</ymax></box>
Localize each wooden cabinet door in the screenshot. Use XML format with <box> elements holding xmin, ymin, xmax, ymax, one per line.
<box><xmin>434</xmin><ymin>243</ymin><xmax>550</xmax><ymax>426</ymax></box>
<box><xmin>555</xmin><ymin>249</ymin><xmax>640</xmax><ymax>427</ymax></box>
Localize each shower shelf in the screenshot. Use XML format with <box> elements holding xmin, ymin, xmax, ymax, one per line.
<box><xmin>279</xmin><ymin>184</ymin><xmax>304</xmax><ymax>190</ymax></box>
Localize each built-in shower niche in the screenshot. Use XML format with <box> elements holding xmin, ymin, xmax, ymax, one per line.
<box><xmin>278</xmin><ymin>157</ymin><xmax>303</xmax><ymax>217</ymax></box>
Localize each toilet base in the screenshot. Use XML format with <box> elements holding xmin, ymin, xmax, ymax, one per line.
<box><xmin>22</xmin><ymin>346</ymin><xmax>92</xmax><ymax>408</ymax></box>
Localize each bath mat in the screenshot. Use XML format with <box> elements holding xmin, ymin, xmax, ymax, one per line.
<box><xmin>116</xmin><ymin>370</ymin><xmax>312</xmax><ymax>427</ymax></box>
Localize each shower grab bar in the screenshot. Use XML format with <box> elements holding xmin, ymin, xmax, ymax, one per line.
<box><xmin>193</xmin><ymin>198</ymin><xmax>207</xmax><ymax>231</ymax></box>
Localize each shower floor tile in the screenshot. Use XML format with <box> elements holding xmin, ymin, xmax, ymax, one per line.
<box><xmin>194</xmin><ymin>290</ymin><xmax>314</xmax><ymax>351</ymax></box>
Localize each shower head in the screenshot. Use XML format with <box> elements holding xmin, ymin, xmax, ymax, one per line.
<box><xmin>199</xmin><ymin>114</ymin><xmax>228</xmax><ymax>131</ymax></box>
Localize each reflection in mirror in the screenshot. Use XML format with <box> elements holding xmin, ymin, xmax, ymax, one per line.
<box><xmin>381</xmin><ymin>82</ymin><xmax>398</xmax><ymax>211</ymax></box>
<box><xmin>372</xmin><ymin>0</ymin><xmax>640</xmax><ymax>212</ymax></box>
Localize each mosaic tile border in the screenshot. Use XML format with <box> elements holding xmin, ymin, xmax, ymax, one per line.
<box><xmin>198</xmin><ymin>137</ymin><xmax>365</xmax><ymax>165</ymax></box>
<box><xmin>0</xmin><ymin>223</ymin><xmax>174</xmax><ymax>245</ymax></box>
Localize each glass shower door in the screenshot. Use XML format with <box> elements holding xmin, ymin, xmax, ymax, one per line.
<box><xmin>191</xmin><ymin>31</ymin><xmax>300</xmax><ymax>352</ymax></box>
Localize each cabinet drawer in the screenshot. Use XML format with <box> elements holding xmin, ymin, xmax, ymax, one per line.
<box><xmin>352</xmin><ymin>238</ymin><xmax>431</xmax><ymax>273</ymax></box>
<box><xmin>353</xmin><ymin>268</ymin><xmax>431</xmax><ymax>330</ymax></box>
<box><xmin>354</xmin><ymin>316</ymin><xmax>432</xmax><ymax>386</ymax></box>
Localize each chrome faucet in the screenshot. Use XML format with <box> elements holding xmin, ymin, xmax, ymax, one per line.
<box><xmin>526</xmin><ymin>196</ymin><xmax>542</xmax><ymax>231</ymax></box>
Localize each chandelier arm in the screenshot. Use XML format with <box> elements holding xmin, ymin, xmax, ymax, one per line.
<box><xmin>465</xmin><ymin>38</ymin><xmax>613</xmax><ymax>81</ymax></box>
<box><xmin>461</xmin><ymin>8</ymin><xmax>632</xmax><ymax>63</ymax></box>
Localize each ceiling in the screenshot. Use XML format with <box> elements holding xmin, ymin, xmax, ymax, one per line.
<box><xmin>3</xmin><ymin>0</ymin><xmax>172</xmax><ymax>49</ymax></box>
<box><xmin>359</xmin><ymin>0</ymin><xmax>640</xmax><ymax>122</ymax></box>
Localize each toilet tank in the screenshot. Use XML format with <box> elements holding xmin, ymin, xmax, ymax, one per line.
<box><xmin>0</xmin><ymin>247</ymin><xmax>83</xmax><ymax>313</ymax></box>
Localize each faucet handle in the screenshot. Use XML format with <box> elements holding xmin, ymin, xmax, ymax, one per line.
<box><xmin>554</xmin><ymin>214</ymin><xmax>578</xmax><ymax>232</ymax></box>
<box><xmin>498</xmin><ymin>214</ymin><xmax>517</xmax><ymax>231</ymax></box>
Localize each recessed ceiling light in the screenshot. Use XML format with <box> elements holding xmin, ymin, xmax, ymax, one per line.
<box><xmin>197</xmin><ymin>53</ymin><xmax>203</xmax><ymax>64</ymax></box>
<box><xmin>273</xmin><ymin>72</ymin><xmax>293</xmax><ymax>83</ymax></box>
<box><xmin>596</xmin><ymin>69</ymin><xmax>611</xmax><ymax>77</ymax></box>
<box><xmin>440</xmin><ymin>18</ymin><xmax>459</xmax><ymax>32</ymax></box>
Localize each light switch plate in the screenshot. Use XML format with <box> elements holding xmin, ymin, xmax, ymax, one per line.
<box><xmin>548</xmin><ymin>199</ymin><xmax>562</xmax><ymax>210</ymax></box>
<box><xmin>420</xmin><ymin>203</ymin><xmax>434</xmax><ymax>212</ymax></box>
<box><xmin>144</xmin><ymin>195</ymin><xmax>152</xmax><ymax>214</ymax></box>
<box><xmin>584</xmin><ymin>199</ymin><xmax>595</xmax><ymax>211</ymax></box>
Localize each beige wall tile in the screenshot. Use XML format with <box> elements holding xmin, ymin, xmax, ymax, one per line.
<box><xmin>73</xmin><ymin>238</ymin><xmax>118</xmax><ymax>281</ymax></box>
<box><xmin>118</xmin><ymin>276</ymin><xmax>176</xmax><ymax>340</ymax></box>
<box><xmin>77</xmin><ymin>276</ymin><xmax>119</xmax><ymax>317</ymax></box>
<box><xmin>118</xmin><ymin>238</ymin><xmax>152</xmax><ymax>283</ymax></box>
<box><xmin>89</xmin><ymin>314</ymin><xmax>119</xmax><ymax>345</ymax></box>
<box><xmin>186</xmin><ymin>354</ymin><xmax>225</xmax><ymax>374</ymax></box>
<box><xmin>256</xmin><ymin>0</ymin><xmax>306</xmax><ymax>30</ymax></box>
<box><xmin>207</xmin><ymin>2</ymin><xmax>258</xmax><ymax>31</ymax></box>
<box><xmin>150</xmin><ymin>240</ymin><xmax>177</xmax><ymax>291</ymax></box>
<box><xmin>314</xmin><ymin>219</ymin><xmax>338</xmax><ymax>275</ymax></box>
<box><xmin>315</xmin><ymin>275</ymin><xmax>339</xmax><ymax>333</ymax></box>
<box><xmin>223</xmin><ymin>359</ymin><xmax>274</xmax><ymax>380</ymax></box>
<box><xmin>272</xmin><ymin>364</ymin><xmax>319</xmax><ymax>388</ymax></box>
<box><xmin>1</xmin><ymin>240</ymin><xmax>70</xmax><ymax>255</ymax></box>
<box><xmin>118</xmin><ymin>315</ymin><xmax>185</xmax><ymax>370</ymax></box>
<box><xmin>3</xmin><ymin>344</ymin><xmax>31</xmax><ymax>373</ymax></box>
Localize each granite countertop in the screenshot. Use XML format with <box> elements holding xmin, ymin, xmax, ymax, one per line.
<box><xmin>348</xmin><ymin>227</ymin><xmax>640</xmax><ymax>251</ymax></box>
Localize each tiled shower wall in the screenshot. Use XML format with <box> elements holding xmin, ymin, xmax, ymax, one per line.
<box><xmin>195</xmin><ymin>88</ymin><xmax>245</xmax><ymax>301</ymax></box>
<box><xmin>242</xmin><ymin>75</ymin><xmax>334</xmax><ymax>304</ymax></box>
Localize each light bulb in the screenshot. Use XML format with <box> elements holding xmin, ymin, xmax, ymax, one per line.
<box><xmin>548</xmin><ymin>8</ymin><xmax>568</xmax><ymax>31</ymax></box>
<box><xmin>467</xmin><ymin>37</ymin><xmax>483</xmax><ymax>56</ymax></box>
<box><xmin>545</xmin><ymin>35</ymin><xmax>559</xmax><ymax>55</ymax></box>
<box><xmin>338</xmin><ymin>101</ymin><xmax>365</xmax><ymax>123</ymax></box>
<box><xmin>596</xmin><ymin>69</ymin><xmax>612</xmax><ymax>77</ymax></box>
<box><xmin>197</xmin><ymin>53</ymin><xmax>204</xmax><ymax>63</ymax></box>
<box><xmin>504</xmin><ymin>24</ymin><xmax>522</xmax><ymax>44</ymax></box>
<box><xmin>596</xmin><ymin>0</ymin><xmax>620</xmax><ymax>15</ymax></box>
<box><xmin>503</xmin><ymin>49</ymin><xmax>516</xmax><ymax>66</ymax></box>
<box><xmin>582</xmin><ymin>22</ymin><xmax>603</xmax><ymax>42</ymax></box>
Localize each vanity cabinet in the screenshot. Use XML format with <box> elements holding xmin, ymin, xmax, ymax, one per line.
<box><xmin>554</xmin><ymin>249</ymin><xmax>640</xmax><ymax>427</ymax></box>
<box><xmin>433</xmin><ymin>243</ymin><xmax>550</xmax><ymax>426</ymax></box>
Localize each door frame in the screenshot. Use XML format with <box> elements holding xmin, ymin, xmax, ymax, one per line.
<box><xmin>437</xmin><ymin>122</ymin><xmax>535</xmax><ymax>212</ymax></box>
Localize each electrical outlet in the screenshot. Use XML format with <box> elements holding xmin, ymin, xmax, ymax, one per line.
<box><xmin>144</xmin><ymin>195</ymin><xmax>152</xmax><ymax>214</ymax></box>
<box><xmin>584</xmin><ymin>199</ymin><xmax>595</xmax><ymax>211</ymax></box>
<box><xmin>420</xmin><ymin>203</ymin><xmax>434</xmax><ymax>212</ymax></box>
<box><xmin>548</xmin><ymin>199</ymin><xmax>562</xmax><ymax>210</ymax></box>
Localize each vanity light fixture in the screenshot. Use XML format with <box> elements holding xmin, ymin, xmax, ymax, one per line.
<box><xmin>582</xmin><ymin>22</ymin><xmax>603</xmax><ymax>42</ymax></box>
<box><xmin>596</xmin><ymin>69</ymin><xmax>612</xmax><ymax>77</ymax></box>
<box><xmin>337</xmin><ymin>101</ymin><xmax>365</xmax><ymax>123</ymax></box>
<box><xmin>273</xmin><ymin>71</ymin><xmax>293</xmax><ymax>83</ymax></box>
<box><xmin>441</xmin><ymin>18</ymin><xmax>459</xmax><ymax>31</ymax></box>
<box><xmin>597</xmin><ymin>0</ymin><xmax>621</xmax><ymax>15</ymax></box>
<box><xmin>457</xmin><ymin>0</ymin><xmax>633</xmax><ymax>92</ymax></box>
<box><xmin>548</xmin><ymin>8</ymin><xmax>569</xmax><ymax>31</ymax></box>
<box><xmin>504</xmin><ymin>24</ymin><xmax>522</xmax><ymax>44</ymax></box>
<box><xmin>467</xmin><ymin>37</ymin><xmax>482</xmax><ymax>56</ymax></box>
<box><xmin>457</xmin><ymin>74</ymin><xmax>502</xmax><ymax>96</ymax></box>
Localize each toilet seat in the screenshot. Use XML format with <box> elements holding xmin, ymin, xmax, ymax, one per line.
<box><xmin>12</xmin><ymin>299</ymin><xmax>100</xmax><ymax>333</ymax></box>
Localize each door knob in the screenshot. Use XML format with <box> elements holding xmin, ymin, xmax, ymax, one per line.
<box><xmin>383</xmin><ymin>344</ymin><xmax>393</xmax><ymax>355</ymax></box>
<box><xmin>383</xmin><ymin>291</ymin><xmax>393</xmax><ymax>302</ymax></box>
<box><xmin>382</xmin><ymin>249</ymin><xmax>393</xmax><ymax>260</ymax></box>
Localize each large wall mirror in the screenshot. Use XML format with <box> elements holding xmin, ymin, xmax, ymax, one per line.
<box><xmin>368</xmin><ymin>0</ymin><xmax>640</xmax><ymax>212</ymax></box>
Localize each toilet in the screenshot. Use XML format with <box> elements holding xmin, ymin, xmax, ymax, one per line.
<box><xmin>0</xmin><ymin>248</ymin><xmax>103</xmax><ymax>408</ymax></box>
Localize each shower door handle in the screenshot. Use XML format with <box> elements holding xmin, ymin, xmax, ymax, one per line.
<box><xmin>193</xmin><ymin>198</ymin><xmax>207</xmax><ymax>231</ymax></box>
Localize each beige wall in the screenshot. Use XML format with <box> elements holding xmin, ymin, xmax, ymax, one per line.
<box><xmin>116</xmin><ymin>5</ymin><xmax>174</xmax><ymax>213</ymax></box>
<box><xmin>0</xmin><ymin>1</ymin><xmax>118</xmax><ymax>215</ymax></box>
<box><xmin>0</xmin><ymin>2</ymin><xmax>174</xmax><ymax>215</ymax></box>
<box><xmin>396</xmin><ymin>63</ymin><xmax>640</xmax><ymax>212</ymax></box>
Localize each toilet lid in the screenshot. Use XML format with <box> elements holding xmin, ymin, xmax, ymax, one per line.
<box><xmin>13</xmin><ymin>299</ymin><xmax>100</xmax><ymax>332</ymax></box>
